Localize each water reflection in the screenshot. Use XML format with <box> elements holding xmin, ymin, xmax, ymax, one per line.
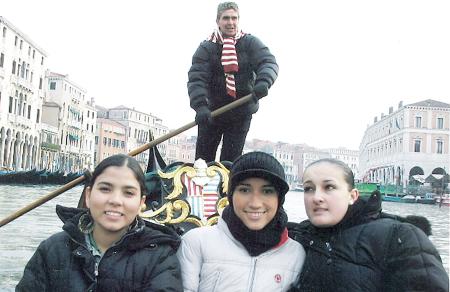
<box><xmin>0</xmin><ymin>187</ymin><xmax>448</xmax><ymax>290</ymax></box>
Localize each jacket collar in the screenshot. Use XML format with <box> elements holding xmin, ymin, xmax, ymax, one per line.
<box><xmin>55</xmin><ymin>205</ymin><xmax>180</xmax><ymax>251</ymax></box>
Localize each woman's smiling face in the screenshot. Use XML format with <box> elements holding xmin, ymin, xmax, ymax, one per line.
<box><xmin>86</xmin><ymin>165</ymin><xmax>145</xmax><ymax>237</ymax></box>
<box><xmin>232</xmin><ymin>177</ymin><xmax>278</xmax><ymax>230</ymax></box>
<box><xmin>303</xmin><ymin>162</ymin><xmax>358</xmax><ymax>228</ymax></box>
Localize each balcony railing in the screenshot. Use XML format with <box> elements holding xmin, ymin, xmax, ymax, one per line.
<box><xmin>41</xmin><ymin>142</ymin><xmax>61</xmax><ymax>151</ymax></box>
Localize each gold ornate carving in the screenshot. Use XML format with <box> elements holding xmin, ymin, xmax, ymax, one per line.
<box><xmin>144</xmin><ymin>160</ymin><xmax>230</xmax><ymax>227</ymax></box>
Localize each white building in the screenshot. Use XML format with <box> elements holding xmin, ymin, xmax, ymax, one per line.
<box><xmin>0</xmin><ymin>17</ymin><xmax>47</xmax><ymax>170</ymax></box>
<box><xmin>106</xmin><ymin>106</ymin><xmax>169</xmax><ymax>170</ymax></box>
<box><xmin>273</xmin><ymin>143</ymin><xmax>299</xmax><ymax>187</ymax></box>
<box><xmin>359</xmin><ymin>99</ymin><xmax>449</xmax><ymax>188</ymax></box>
<box><xmin>40</xmin><ymin>102</ymin><xmax>61</xmax><ymax>171</ymax></box>
<box><xmin>325</xmin><ymin>147</ymin><xmax>359</xmax><ymax>179</ymax></box>
<box><xmin>45</xmin><ymin>72</ymin><xmax>96</xmax><ymax>172</ymax></box>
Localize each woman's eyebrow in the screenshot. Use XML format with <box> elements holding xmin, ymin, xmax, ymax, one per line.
<box><xmin>96</xmin><ymin>181</ymin><xmax>112</xmax><ymax>187</ymax></box>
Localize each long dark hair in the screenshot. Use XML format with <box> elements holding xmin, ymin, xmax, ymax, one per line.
<box><xmin>89</xmin><ymin>154</ymin><xmax>148</xmax><ymax>197</ymax></box>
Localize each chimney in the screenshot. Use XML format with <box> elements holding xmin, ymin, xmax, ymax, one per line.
<box><xmin>374</xmin><ymin>116</ymin><xmax>378</xmax><ymax>123</ymax></box>
<box><xmin>398</xmin><ymin>101</ymin><xmax>403</xmax><ymax>109</ymax></box>
<box><xmin>389</xmin><ymin>106</ymin><xmax>393</xmax><ymax>114</ymax></box>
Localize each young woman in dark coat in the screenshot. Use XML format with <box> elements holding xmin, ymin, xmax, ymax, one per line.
<box><xmin>16</xmin><ymin>154</ymin><xmax>182</xmax><ymax>291</ymax></box>
<box><xmin>288</xmin><ymin>158</ymin><xmax>449</xmax><ymax>292</ymax></box>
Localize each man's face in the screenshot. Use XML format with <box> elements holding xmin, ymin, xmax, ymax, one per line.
<box><xmin>217</xmin><ymin>9</ymin><xmax>239</xmax><ymax>37</ymax></box>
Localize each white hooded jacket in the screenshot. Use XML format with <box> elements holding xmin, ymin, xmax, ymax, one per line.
<box><xmin>176</xmin><ymin>218</ymin><xmax>305</xmax><ymax>292</ymax></box>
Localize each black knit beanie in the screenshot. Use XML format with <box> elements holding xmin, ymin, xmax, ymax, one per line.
<box><xmin>228</xmin><ymin>151</ymin><xmax>290</xmax><ymax>205</ymax></box>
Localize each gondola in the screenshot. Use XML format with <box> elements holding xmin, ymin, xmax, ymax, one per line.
<box><xmin>0</xmin><ymin>168</ymin><xmax>83</xmax><ymax>185</ymax></box>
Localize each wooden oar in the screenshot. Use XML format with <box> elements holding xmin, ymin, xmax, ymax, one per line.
<box><xmin>0</xmin><ymin>93</ymin><xmax>254</xmax><ymax>228</ymax></box>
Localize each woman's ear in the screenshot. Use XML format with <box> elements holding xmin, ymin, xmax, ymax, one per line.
<box><xmin>140</xmin><ymin>196</ymin><xmax>146</xmax><ymax>212</ymax></box>
<box><xmin>85</xmin><ymin>186</ymin><xmax>92</xmax><ymax>209</ymax></box>
<box><xmin>349</xmin><ymin>188</ymin><xmax>359</xmax><ymax>205</ymax></box>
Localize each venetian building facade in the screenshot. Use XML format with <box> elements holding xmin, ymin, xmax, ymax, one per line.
<box><xmin>40</xmin><ymin>102</ymin><xmax>61</xmax><ymax>171</ymax></box>
<box><xmin>45</xmin><ymin>72</ymin><xmax>96</xmax><ymax>172</ymax></box>
<box><xmin>325</xmin><ymin>147</ymin><xmax>359</xmax><ymax>179</ymax></box>
<box><xmin>94</xmin><ymin>118</ymin><xmax>126</xmax><ymax>165</ymax></box>
<box><xmin>0</xmin><ymin>17</ymin><xmax>47</xmax><ymax>170</ymax></box>
<box><xmin>166</xmin><ymin>134</ymin><xmax>195</xmax><ymax>164</ymax></box>
<box><xmin>359</xmin><ymin>99</ymin><xmax>449</xmax><ymax>188</ymax></box>
<box><xmin>273</xmin><ymin>142</ymin><xmax>299</xmax><ymax>187</ymax></box>
<box><xmin>105</xmin><ymin>106</ymin><xmax>169</xmax><ymax>170</ymax></box>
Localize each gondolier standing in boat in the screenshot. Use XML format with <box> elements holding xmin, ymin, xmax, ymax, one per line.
<box><xmin>17</xmin><ymin>154</ymin><xmax>183</xmax><ymax>291</ymax></box>
<box><xmin>188</xmin><ymin>2</ymin><xmax>278</xmax><ymax>163</ymax></box>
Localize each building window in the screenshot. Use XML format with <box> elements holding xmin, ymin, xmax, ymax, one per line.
<box><xmin>36</xmin><ymin>109</ymin><xmax>40</xmax><ymax>123</ymax></box>
<box><xmin>414</xmin><ymin>140</ymin><xmax>421</xmax><ymax>152</ymax></box>
<box><xmin>0</xmin><ymin>53</ymin><xmax>4</xmax><ymax>68</ymax></box>
<box><xmin>20</xmin><ymin>40</ymin><xmax>23</xmax><ymax>49</ymax></box>
<box><xmin>41</xmin><ymin>56</ymin><xmax>44</xmax><ymax>65</ymax></box>
<box><xmin>39</xmin><ymin>77</ymin><xmax>43</xmax><ymax>89</ymax></box>
<box><xmin>415</xmin><ymin>116</ymin><xmax>422</xmax><ymax>128</ymax></box>
<box><xmin>8</xmin><ymin>96</ymin><xmax>13</xmax><ymax>113</ymax></box>
<box><xmin>2</xmin><ymin>27</ymin><xmax>6</xmax><ymax>37</ymax></box>
<box><xmin>49</xmin><ymin>81</ymin><xmax>56</xmax><ymax>90</ymax></box>
<box><xmin>33</xmin><ymin>50</ymin><xmax>35</xmax><ymax>58</ymax></box>
<box><xmin>14</xmin><ymin>36</ymin><xmax>18</xmax><ymax>46</ymax></box>
<box><xmin>12</xmin><ymin>60</ymin><xmax>16</xmax><ymax>74</ymax></box>
<box><xmin>27</xmin><ymin>105</ymin><xmax>31</xmax><ymax>119</ymax></box>
<box><xmin>437</xmin><ymin>117</ymin><xmax>444</xmax><ymax>129</ymax></box>
<box><xmin>437</xmin><ymin>140</ymin><xmax>443</xmax><ymax>154</ymax></box>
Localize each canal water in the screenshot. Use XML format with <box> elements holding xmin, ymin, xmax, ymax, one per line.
<box><xmin>0</xmin><ymin>185</ymin><xmax>449</xmax><ymax>290</ymax></box>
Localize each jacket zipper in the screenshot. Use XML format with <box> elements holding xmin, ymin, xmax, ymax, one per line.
<box><xmin>69</xmin><ymin>236</ymin><xmax>99</xmax><ymax>283</ymax></box>
<box><xmin>248</xmin><ymin>258</ymin><xmax>258</xmax><ymax>291</ymax></box>
<box><xmin>94</xmin><ymin>261</ymin><xmax>99</xmax><ymax>280</ymax></box>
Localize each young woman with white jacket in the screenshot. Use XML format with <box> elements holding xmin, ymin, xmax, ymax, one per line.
<box><xmin>177</xmin><ymin>151</ymin><xmax>305</xmax><ymax>291</ymax></box>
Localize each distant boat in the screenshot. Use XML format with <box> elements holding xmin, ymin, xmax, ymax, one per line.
<box><xmin>435</xmin><ymin>194</ymin><xmax>450</xmax><ymax>207</ymax></box>
<box><xmin>383</xmin><ymin>194</ymin><xmax>402</xmax><ymax>202</ymax></box>
<box><xmin>292</xmin><ymin>186</ymin><xmax>304</xmax><ymax>192</ymax></box>
<box><xmin>417</xmin><ymin>193</ymin><xmax>437</xmax><ymax>205</ymax></box>
<box><xmin>401</xmin><ymin>195</ymin><xmax>419</xmax><ymax>203</ymax></box>
<box><xmin>291</xmin><ymin>183</ymin><xmax>303</xmax><ymax>192</ymax></box>
<box><xmin>0</xmin><ymin>169</ymin><xmax>82</xmax><ymax>185</ymax></box>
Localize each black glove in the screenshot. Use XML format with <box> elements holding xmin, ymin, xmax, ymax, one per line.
<box><xmin>195</xmin><ymin>106</ymin><xmax>212</xmax><ymax>126</ymax></box>
<box><xmin>252</xmin><ymin>81</ymin><xmax>269</xmax><ymax>102</ymax></box>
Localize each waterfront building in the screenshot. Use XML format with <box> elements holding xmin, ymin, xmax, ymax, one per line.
<box><xmin>273</xmin><ymin>142</ymin><xmax>299</xmax><ymax>187</ymax></box>
<box><xmin>103</xmin><ymin>106</ymin><xmax>169</xmax><ymax>170</ymax></box>
<box><xmin>166</xmin><ymin>134</ymin><xmax>196</xmax><ymax>165</ymax></box>
<box><xmin>40</xmin><ymin>102</ymin><xmax>61</xmax><ymax>171</ymax></box>
<box><xmin>359</xmin><ymin>99</ymin><xmax>449</xmax><ymax>189</ymax></box>
<box><xmin>94</xmin><ymin>118</ymin><xmax>126</xmax><ymax>165</ymax></box>
<box><xmin>0</xmin><ymin>17</ymin><xmax>47</xmax><ymax>170</ymax></box>
<box><xmin>324</xmin><ymin>147</ymin><xmax>359</xmax><ymax>179</ymax></box>
<box><xmin>302</xmin><ymin>148</ymin><xmax>330</xmax><ymax>173</ymax></box>
<box><xmin>45</xmin><ymin>71</ymin><xmax>96</xmax><ymax>172</ymax></box>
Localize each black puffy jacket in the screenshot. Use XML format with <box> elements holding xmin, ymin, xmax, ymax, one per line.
<box><xmin>288</xmin><ymin>193</ymin><xmax>449</xmax><ymax>292</ymax></box>
<box><xmin>16</xmin><ymin>205</ymin><xmax>183</xmax><ymax>292</ymax></box>
<box><xmin>187</xmin><ymin>34</ymin><xmax>278</xmax><ymax>118</ymax></box>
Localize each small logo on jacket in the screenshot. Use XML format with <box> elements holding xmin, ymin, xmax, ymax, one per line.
<box><xmin>274</xmin><ymin>274</ymin><xmax>282</xmax><ymax>283</ymax></box>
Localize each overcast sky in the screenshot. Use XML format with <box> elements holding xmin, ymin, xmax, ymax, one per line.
<box><xmin>2</xmin><ymin>0</ymin><xmax>449</xmax><ymax>150</ymax></box>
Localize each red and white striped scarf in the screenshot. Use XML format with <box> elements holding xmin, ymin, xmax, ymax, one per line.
<box><xmin>207</xmin><ymin>29</ymin><xmax>245</xmax><ymax>98</ymax></box>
